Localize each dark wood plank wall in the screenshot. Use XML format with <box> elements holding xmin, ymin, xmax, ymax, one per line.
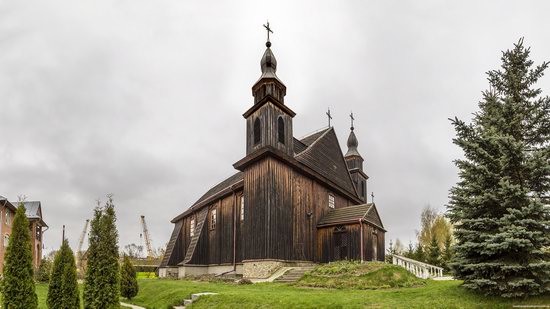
<box><xmin>316</xmin><ymin>225</ymin><xmax>362</xmax><ymax>262</ymax></box>
<box><xmin>362</xmin><ymin>223</ymin><xmax>385</xmax><ymax>261</ymax></box>
<box><xmin>243</xmin><ymin>158</ymin><xmax>269</xmax><ymax>260</ymax></box>
<box><xmin>317</xmin><ymin>224</ymin><xmax>386</xmax><ymax>263</ymax></box>
<box><xmin>170</xmin><ymin>156</ymin><xmax>384</xmax><ymax>266</ymax></box>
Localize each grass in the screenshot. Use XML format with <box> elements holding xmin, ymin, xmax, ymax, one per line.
<box><xmin>297</xmin><ymin>261</ymin><xmax>424</xmax><ymax>289</ymax></box>
<box><xmin>137</xmin><ymin>271</ymin><xmax>158</xmax><ymax>279</ymax></box>
<box><xmin>126</xmin><ymin>278</ymin><xmax>550</xmax><ymax>309</ymax></box>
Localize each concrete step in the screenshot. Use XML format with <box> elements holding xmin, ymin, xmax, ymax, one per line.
<box><xmin>274</xmin><ymin>266</ymin><xmax>316</xmax><ymax>283</ymax></box>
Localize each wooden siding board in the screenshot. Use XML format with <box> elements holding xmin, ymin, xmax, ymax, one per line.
<box><xmin>160</xmin><ymin>220</ymin><xmax>184</xmax><ymax>267</ymax></box>
<box><xmin>182</xmin><ymin>207</ymin><xmax>209</xmax><ymax>264</ymax></box>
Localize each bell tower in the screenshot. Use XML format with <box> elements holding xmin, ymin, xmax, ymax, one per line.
<box><xmin>242</xmin><ymin>22</ymin><xmax>295</xmax><ymax>156</ymax></box>
<box><xmin>345</xmin><ymin>113</ymin><xmax>369</xmax><ymax>202</ymax></box>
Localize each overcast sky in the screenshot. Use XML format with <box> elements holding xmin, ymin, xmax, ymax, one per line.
<box><xmin>1</xmin><ymin>0</ymin><xmax>549</xmax><ymax>255</ymax></box>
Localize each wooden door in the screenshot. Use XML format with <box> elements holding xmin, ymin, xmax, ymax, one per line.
<box><xmin>334</xmin><ymin>226</ymin><xmax>348</xmax><ymax>260</ymax></box>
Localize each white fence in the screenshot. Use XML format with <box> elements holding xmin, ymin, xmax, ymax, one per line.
<box><xmin>392</xmin><ymin>254</ymin><xmax>443</xmax><ymax>279</ymax></box>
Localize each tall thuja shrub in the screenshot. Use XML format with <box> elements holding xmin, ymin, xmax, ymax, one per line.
<box><xmin>83</xmin><ymin>196</ymin><xmax>120</xmax><ymax>309</ymax></box>
<box><xmin>48</xmin><ymin>239</ymin><xmax>79</xmax><ymax>309</ymax></box>
<box><xmin>1</xmin><ymin>203</ymin><xmax>37</xmax><ymax>309</ymax></box>
<box><xmin>448</xmin><ymin>39</ymin><xmax>550</xmax><ymax>297</ymax></box>
<box><xmin>120</xmin><ymin>255</ymin><xmax>139</xmax><ymax>300</ymax></box>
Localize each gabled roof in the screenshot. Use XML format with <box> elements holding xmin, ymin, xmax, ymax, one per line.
<box><xmin>317</xmin><ymin>203</ymin><xmax>385</xmax><ymax>231</ymax></box>
<box><xmin>296</xmin><ymin>128</ymin><xmax>358</xmax><ymax>197</ymax></box>
<box><xmin>0</xmin><ymin>196</ymin><xmax>17</xmax><ymax>212</ymax></box>
<box><xmin>191</xmin><ymin>172</ymin><xmax>243</xmax><ymax>207</ymax></box>
<box><xmin>293</xmin><ymin>138</ymin><xmax>308</xmax><ymax>154</ymax></box>
<box><xmin>14</xmin><ymin>201</ymin><xmax>47</xmax><ymax>227</ymax></box>
<box><xmin>299</xmin><ymin>128</ymin><xmax>330</xmax><ymax>146</ymax></box>
<box><xmin>172</xmin><ymin>172</ymin><xmax>243</xmax><ymax>222</ymax></box>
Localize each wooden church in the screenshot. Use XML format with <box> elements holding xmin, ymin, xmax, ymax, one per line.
<box><xmin>159</xmin><ymin>33</ymin><xmax>386</xmax><ymax>279</ymax></box>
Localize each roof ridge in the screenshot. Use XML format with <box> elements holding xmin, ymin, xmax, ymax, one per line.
<box><xmin>297</xmin><ymin>127</ymin><xmax>330</xmax><ymax>141</ymax></box>
<box><xmin>295</xmin><ymin>127</ymin><xmax>333</xmax><ymax>158</ymax></box>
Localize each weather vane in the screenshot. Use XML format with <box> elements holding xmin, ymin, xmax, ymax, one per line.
<box><xmin>326</xmin><ymin>108</ymin><xmax>333</xmax><ymax>127</ymax></box>
<box><xmin>263</xmin><ymin>21</ymin><xmax>273</xmax><ymax>45</ymax></box>
<box><xmin>350</xmin><ymin>112</ymin><xmax>355</xmax><ymax>130</ymax></box>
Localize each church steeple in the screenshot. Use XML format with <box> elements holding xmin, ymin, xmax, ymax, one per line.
<box><xmin>345</xmin><ymin>113</ymin><xmax>368</xmax><ymax>202</ymax></box>
<box><xmin>252</xmin><ymin>22</ymin><xmax>286</xmax><ymax>105</ymax></box>
<box><xmin>242</xmin><ymin>22</ymin><xmax>295</xmax><ymax>156</ymax></box>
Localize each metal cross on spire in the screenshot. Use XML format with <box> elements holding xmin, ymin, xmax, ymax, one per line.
<box><xmin>350</xmin><ymin>112</ymin><xmax>355</xmax><ymax>130</ymax></box>
<box><xmin>371</xmin><ymin>192</ymin><xmax>375</xmax><ymax>203</ymax></box>
<box><xmin>263</xmin><ymin>21</ymin><xmax>273</xmax><ymax>44</ymax></box>
<box><xmin>326</xmin><ymin>108</ymin><xmax>333</xmax><ymax>127</ymax></box>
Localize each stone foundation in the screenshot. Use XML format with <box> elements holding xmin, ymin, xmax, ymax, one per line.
<box><xmin>159</xmin><ymin>264</ymin><xmax>243</xmax><ymax>278</ymax></box>
<box><xmin>158</xmin><ymin>267</ymin><xmax>178</xmax><ymax>278</ymax></box>
<box><xmin>161</xmin><ymin>261</ymin><xmax>315</xmax><ymax>279</ymax></box>
<box><xmin>242</xmin><ymin>260</ymin><xmax>317</xmax><ymax>279</ymax></box>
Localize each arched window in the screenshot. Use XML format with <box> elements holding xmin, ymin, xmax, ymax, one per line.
<box><xmin>253</xmin><ymin>118</ymin><xmax>261</xmax><ymax>145</ymax></box>
<box><xmin>277</xmin><ymin>117</ymin><xmax>285</xmax><ymax>144</ymax></box>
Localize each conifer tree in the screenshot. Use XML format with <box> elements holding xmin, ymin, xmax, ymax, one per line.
<box><xmin>83</xmin><ymin>196</ymin><xmax>120</xmax><ymax>309</ymax></box>
<box><xmin>427</xmin><ymin>235</ymin><xmax>441</xmax><ymax>266</ymax></box>
<box><xmin>35</xmin><ymin>257</ymin><xmax>53</xmax><ymax>283</ymax></box>
<box><xmin>404</xmin><ymin>241</ymin><xmax>415</xmax><ymax>259</ymax></box>
<box><xmin>1</xmin><ymin>203</ymin><xmax>37</xmax><ymax>309</ymax></box>
<box><xmin>441</xmin><ymin>234</ymin><xmax>454</xmax><ymax>271</ymax></box>
<box><xmin>48</xmin><ymin>239</ymin><xmax>79</xmax><ymax>309</ymax></box>
<box><xmin>120</xmin><ymin>255</ymin><xmax>139</xmax><ymax>300</ymax></box>
<box><xmin>413</xmin><ymin>244</ymin><xmax>425</xmax><ymax>262</ymax></box>
<box><xmin>448</xmin><ymin>38</ymin><xmax>550</xmax><ymax>297</ymax></box>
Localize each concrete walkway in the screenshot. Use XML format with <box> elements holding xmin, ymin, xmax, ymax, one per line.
<box><xmin>120</xmin><ymin>302</ymin><xmax>146</xmax><ymax>309</ymax></box>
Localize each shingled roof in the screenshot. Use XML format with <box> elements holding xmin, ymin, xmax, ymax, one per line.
<box><xmin>317</xmin><ymin>203</ymin><xmax>385</xmax><ymax>231</ymax></box>
<box><xmin>172</xmin><ymin>172</ymin><xmax>243</xmax><ymax>222</ymax></box>
<box><xmin>296</xmin><ymin>128</ymin><xmax>358</xmax><ymax>197</ymax></box>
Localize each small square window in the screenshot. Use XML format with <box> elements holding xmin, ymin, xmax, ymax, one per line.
<box><xmin>328</xmin><ymin>194</ymin><xmax>335</xmax><ymax>209</ymax></box>
<box><xmin>240</xmin><ymin>196</ymin><xmax>245</xmax><ymax>222</ymax></box>
<box><xmin>210</xmin><ymin>209</ymin><xmax>217</xmax><ymax>230</ymax></box>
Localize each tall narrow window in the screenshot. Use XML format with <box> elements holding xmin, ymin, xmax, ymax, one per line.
<box><xmin>253</xmin><ymin>118</ymin><xmax>261</xmax><ymax>145</ymax></box>
<box><xmin>240</xmin><ymin>196</ymin><xmax>245</xmax><ymax>221</ymax></box>
<box><xmin>4</xmin><ymin>234</ymin><xmax>9</xmax><ymax>247</ymax></box>
<box><xmin>210</xmin><ymin>209</ymin><xmax>217</xmax><ymax>230</ymax></box>
<box><xmin>277</xmin><ymin>117</ymin><xmax>285</xmax><ymax>144</ymax></box>
<box><xmin>328</xmin><ymin>193</ymin><xmax>335</xmax><ymax>209</ymax></box>
<box><xmin>190</xmin><ymin>218</ymin><xmax>196</xmax><ymax>237</ymax></box>
<box><xmin>361</xmin><ymin>180</ymin><xmax>365</xmax><ymax>198</ymax></box>
<box><xmin>5</xmin><ymin>211</ymin><xmax>10</xmax><ymax>226</ymax></box>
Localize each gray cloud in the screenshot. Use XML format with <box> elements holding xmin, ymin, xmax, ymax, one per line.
<box><xmin>1</xmin><ymin>0</ymin><xmax>549</xmax><ymax>253</ymax></box>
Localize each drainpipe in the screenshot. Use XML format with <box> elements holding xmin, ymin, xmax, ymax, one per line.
<box><xmin>231</xmin><ymin>186</ymin><xmax>238</xmax><ymax>272</ymax></box>
<box><xmin>359</xmin><ymin>219</ymin><xmax>364</xmax><ymax>263</ymax></box>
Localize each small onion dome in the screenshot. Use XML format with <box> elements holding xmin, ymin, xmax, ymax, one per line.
<box><xmin>259</xmin><ymin>43</ymin><xmax>278</xmax><ymax>79</ymax></box>
<box><xmin>345</xmin><ymin>128</ymin><xmax>361</xmax><ymax>157</ymax></box>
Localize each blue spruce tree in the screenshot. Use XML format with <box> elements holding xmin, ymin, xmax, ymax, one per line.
<box><xmin>448</xmin><ymin>38</ymin><xmax>550</xmax><ymax>297</ymax></box>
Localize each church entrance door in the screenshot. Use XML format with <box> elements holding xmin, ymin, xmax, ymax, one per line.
<box><xmin>334</xmin><ymin>226</ymin><xmax>348</xmax><ymax>260</ymax></box>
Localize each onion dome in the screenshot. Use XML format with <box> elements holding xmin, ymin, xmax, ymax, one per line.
<box><xmin>345</xmin><ymin>127</ymin><xmax>361</xmax><ymax>157</ymax></box>
<box><xmin>252</xmin><ymin>41</ymin><xmax>286</xmax><ymax>104</ymax></box>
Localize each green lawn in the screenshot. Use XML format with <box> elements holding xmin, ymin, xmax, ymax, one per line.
<box><xmin>3</xmin><ymin>278</ymin><xmax>549</xmax><ymax>308</ymax></box>
<box><xmin>125</xmin><ymin>279</ymin><xmax>550</xmax><ymax>309</ymax></box>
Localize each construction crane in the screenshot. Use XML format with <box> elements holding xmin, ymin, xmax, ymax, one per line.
<box><xmin>76</xmin><ymin>219</ymin><xmax>89</xmax><ymax>269</ymax></box>
<box><xmin>140</xmin><ymin>215</ymin><xmax>156</xmax><ymax>258</ymax></box>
